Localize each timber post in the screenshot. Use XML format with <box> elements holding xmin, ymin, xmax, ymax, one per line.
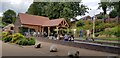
<box><xmin>56</xmin><ymin>26</ymin><xmax>59</xmax><ymax>34</ymax></box>
<box><xmin>48</xmin><ymin>27</ymin><xmax>50</xmax><ymax>37</ymax></box>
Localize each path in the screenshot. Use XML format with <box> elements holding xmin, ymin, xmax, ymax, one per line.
<box><xmin>2</xmin><ymin>38</ymin><xmax>118</xmax><ymax>56</ymax></box>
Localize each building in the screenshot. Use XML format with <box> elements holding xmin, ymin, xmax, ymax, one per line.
<box><xmin>2</xmin><ymin>24</ymin><xmax>14</xmax><ymax>32</ymax></box>
<box><xmin>14</xmin><ymin>13</ymin><xmax>69</xmax><ymax>36</ymax></box>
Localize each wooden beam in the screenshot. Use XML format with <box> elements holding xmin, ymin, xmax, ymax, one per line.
<box><xmin>56</xmin><ymin>26</ymin><xmax>59</xmax><ymax>34</ymax></box>
<box><xmin>64</xmin><ymin>20</ymin><xmax>69</xmax><ymax>27</ymax></box>
<box><xmin>67</xmin><ymin>27</ymin><xmax>69</xmax><ymax>34</ymax></box>
<box><xmin>42</xmin><ymin>27</ymin><xmax>44</xmax><ymax>35</ymax></box>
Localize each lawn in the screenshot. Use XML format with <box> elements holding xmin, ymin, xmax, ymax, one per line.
<box><xmin>75</xmin><ymin>37</ymin><xmax>120</xmax><ymax>41</ymax></box>
<box><xmin>95</xmin><ymin>37</ymin><xmax>120</xmax><ymax>41</ymax></box>
<box><xmin>74</xmin><ymin>37</ymin><xmax>120</xmax><ymax>46</ymax></box>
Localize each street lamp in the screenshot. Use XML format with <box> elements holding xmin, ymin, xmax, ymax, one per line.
<box><xmin>73</xmin><ymin>29</ymin><xmax>76</xmax><ymax>37</ymax></box>
<box><xmin>93</xmin><ymin>16</ymin><xmax>95</xmax><ymax>38</ymax></box>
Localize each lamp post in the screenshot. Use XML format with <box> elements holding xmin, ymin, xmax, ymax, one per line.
<box><xmin>73</xmin><ymin>29</ymin><xmax>76</xmax><ymax>37</ymax></box>
<box><xmin>93</xmin><ymin>16</ymin><xmax>95</xmax><ymax>38</ymax></box>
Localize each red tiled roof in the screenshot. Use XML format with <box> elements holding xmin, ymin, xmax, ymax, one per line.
<box><xmin>18</xmin><ymin>13</ymin><xmax>64</xmax><ymax>27</ymax></box>
<box><xmin>43</xmin><ymin>18</ymin><xmax>64</xmax><ymax>26</ymax></box>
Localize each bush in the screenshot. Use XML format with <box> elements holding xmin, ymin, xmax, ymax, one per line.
<box><xmin>98</xmin><ymin>26</ymin><xmax>119</xmax><ymax>37</ymax></box>
<box><xmin>111</xmin><ymin>26</ymin><xmax>120</xmax><ymax>37</ymax></box>
<box><xmin>11</xmin><ymin>33</ymin><xmax>25</xmax><ymax>43</ymax></box>
<box><xmin>3</xmin><ymin>35</ymin><xmax>12</xmax><ymax>42</ymax></box>
<box><xmin>16</xmin><ymin>39</ymin><xmax>28</xmax><ymax>45</ymax></box>
<box><xmin>2</xmin><ymin>32</ymin><xmax>8</xmax><ymax>37</ymax></box>
<box><xmin>2</xmin><ymin>32</ymin><xmax>8</xmax><ymax>41</ymax></box>
<box><xmin>16</xmin><ymin>37</ymin><xmax>35</xmax><ymax>45</ymax></box>
<box><xmin>2</xmin><ymin>32</ymin><xmax>36</xmax><ymax>46</ymax></box>
<box><xmin>96</xmin><ymin>14</ymin><xmax>104</xmax><ymax>19</ymax></box>
<box><xmin>28</xmin><ymin>37</ymin><xmax>36</xmax><ymax>45</ymax></box>
<box><xmin>76</xmin><ymin>20</ymin><xmax>84</xmax><ymax>27</ymax></box>
<box><xmin>109</xmin><ymin>10</ymin><xmax>118</xmax><ymax>18</ymax></box>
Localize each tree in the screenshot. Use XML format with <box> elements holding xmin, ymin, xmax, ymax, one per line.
<box><xmin>96</xmin><ymin>13</ymin><xmax>104</xmax><ymax>19</ymax></box>
<box><xmin>2</xmin><ymin>9</ymin><xmax>16</xmax><ymax>26</ymax></box>
<box><xmin>76</xmin><ymin>20</ymin><xmax>84</xmax><ymax>27</ymax></box>
<box><xmin>98</xmin><ymin>1</ymin><xmax>120</xmax><ymax>17</ymax></box>
<box><xmin>98</xmin><ymin>2</ymin><xmax>109</xmax><ymax>14</ymax></box>
<box><xmin>109</xmin><ymin>10</ymin><xmax>117</xmax><ymax>18</ymax></box>
<box><xmin>26</xmin><ymin>2</ymin><xmax>88</xmax><ymax>22</ymax></box>
<box><xmin>110</xmin><ymin>1</ymin><xmax>120</xmax><ymax>17</ymax></box>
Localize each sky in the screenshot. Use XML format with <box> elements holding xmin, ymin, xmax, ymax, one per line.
<box><xmin>76</xmin><ymin>0</ymin><xmax>103</xmax><ymax>19</ymax></box>
<box><xmin>0</xmin><ymin>0</ymin><xmax>104</xmax><ymax>19</ymax></box>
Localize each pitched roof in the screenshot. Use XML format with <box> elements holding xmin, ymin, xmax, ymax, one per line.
<box><xmin>43</xmin><ymin>18</ymin><xmax>64</xmax><ymax>26</ymax></box>
<box><xmin>18</xmin><ymin>13</ymin><xmax>65</xmax><ymax>27</ymax></box>
<box><xmin>19</xmin><ymin>13</ymin><xmax>49</xmax><ymax>26</ymax></box>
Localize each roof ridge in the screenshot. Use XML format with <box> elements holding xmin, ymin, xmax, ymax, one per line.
<box><xmin>18</xmin><ymin>13</ymin><xmax>49</xmax><ymax>19</ymax></box>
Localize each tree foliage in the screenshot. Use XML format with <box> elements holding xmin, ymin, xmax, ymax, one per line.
<box><xmin>76</xmin><ymin>20</ymin><xmax>84</xmax><ymax>27</ymax></box>
<box><xmin>98</xmin><ymin>2</ymin><xmax>110</xmax><ymax>14</ymax></box>
<box><xmin>2</xmin><ymin>9</ymin><xmax>16</xmax><ymax>26</ymax></box>
<box><xmin>26</xmin><ymin>2</ymin><xmax>89</xmax><ymax>21</ymax></box>
<box><xmin>109</xmin><ymin>10</ymin><xmax>118</xmax><ymax>18</ymax></box>
<box><xmin>110</xmin><ymin>1</ymin><xmax>120</xmax><ymax>17</ymax></box>
<box><xmin>98</xmin><ymin>1</ymin><xmax>120</xmax><ymax>17</ymax></box>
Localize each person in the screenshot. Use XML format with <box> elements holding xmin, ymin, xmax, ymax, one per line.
<box><xmin>37</xmin><ymin>32</ymin><xmax>40</xmax><ymax>37</ymax></box>
<box><xmin>64</xmin><ymin>34</ymin><xmax>69</xmax><ymax>41</ymax></box>
<box><xmin>69</xmin><ymin>35</ymin><xmax>74</xmax><ymax>41</ymax></box>
<box><xmin>79</xmin><ymin>30</ymin><xmax>83</xmax><ymax>38</ymax></box>
<box><xmin>56</xmin><ymin>34</ymin><xmax>60</xmax><ymax>40</ymax></box>
<box><xmin>71</xmin><ymin>35</ymin><xmax>74</xmax><ymax>41</ymax></box>
<box><xmin>33</xmin><ymin>32</ymin><xmax>36</xmax><ymax>37</ymax></box>
<box><xmin>54</xmin><ymin>33</ymin><xmax>58</xmax><ymax>38</ymax></box>
<box><xmin>86</xmin><ymin>30</ymin><xmax>95</xmax><ymax>41</ymax></box>
<box><xmin>43</xmin><ymin>32</ymin><xmax>47</xmax><ymax>37</ymax></box>
<box><xmin>86</xmin><ymin>30</ymin><xmax>91</xmax><ymax>40</ymax></box>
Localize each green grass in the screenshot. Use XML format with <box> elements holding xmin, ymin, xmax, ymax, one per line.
<box><xmin>93</xmin><ymin>40</ymin><xmax>120</xmax><ymax>45</ymax></box>
<box><xmin>95</xmin><ymin>37</ymin><xmax>120</xmax><ymax>41</ymax></box>
<box><xmin>74</xmin><ymin>37</ymin><xmax>120</xmax><ymax>45</ymax></box>
<box><xmin>75</xmin><ymin>37</ymin><xmax>119</xmax><ymax>41</ymax></box>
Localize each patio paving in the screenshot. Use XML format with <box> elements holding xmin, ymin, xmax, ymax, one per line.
<box><xmin>2</xmin><ymin>39</ymin><xmax>118</xmax><ymax>56</ymax></box>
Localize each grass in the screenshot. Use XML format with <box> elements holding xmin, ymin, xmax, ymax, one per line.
<box><xmin>94</xmin><ymin>37</ymin><xmax>120</xmax><ymax>41</ymax></box>
<box><xmin>74</xmin><ymin>37</ymin><xmax>120</xmax><ymax>45</ymax></box>
<box><xmin>75</xmin><ymin>37</ymin><xmax>120</xmax><ymax>41</ymax></box>
<box><xmin>93</xmin><ymin>40</ymin><xmax>120</xmax><ymax>45</ymax></box>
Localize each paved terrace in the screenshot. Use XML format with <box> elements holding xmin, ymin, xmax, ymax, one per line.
<box><xmin>2</xmin><ymin>37</ymin><xmax>119</xmax><ymax>57</ymax></box>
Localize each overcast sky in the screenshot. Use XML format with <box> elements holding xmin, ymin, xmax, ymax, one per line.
<box><xmin>0</xmin><ymin>0</ymin><xmax>104</xmax><ymax>19</ymax></box>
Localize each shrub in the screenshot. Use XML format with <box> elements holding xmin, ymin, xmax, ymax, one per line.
<box><xmin>2</xmin><ymin>32</ymin><xmax>8</xmax><ymax>41</ymax></box>
<box><xmin>111</xmin><ymin>26</ymin><xmax>120</xmax><ymax>37</ymax></box>
<box><xmin>11</xmin><ymin>33</ymin><xmax>25</xmax><ymax>43</ymax></box>
<box><xmin>76</xmin><ymin>20</ymin><xmax>84</xmax><ymax>27</ymax></box>
<box><xmin>2</xmin><ymin>32</ymin><xmax>8</xmax><ymax>37</ymax></box>
<box><xmin>16</xmin><ymin>37</ymin><xmax>35</xmax><ymax>45</ymax></box>
<box><xmin>3</xmin><ymin>35</ymin><xmax>12</xmax><ymax>42</ymax></box>
<box><xmin>2</xmin><ymin>32</ymin><xmax>36</xmax><ymax>46</ymax></box>
<box><xmin>109</xmin><ymin>10</ymin><xmax>118</xmax><ymax>18</ymax></box>
<box><xmin>28</xmin><ymin>37</ymin><xmax>36</xmax><ymax>45</ymax></box>
<box><xmin>97</xmin><ymin>14</ymin><xmax>104</xmax><ymax>19</ymax></box>
<box><xmin>16</xmin><ymin>39</ymin><xmax>28</xmax><ymax>45</ymax></box>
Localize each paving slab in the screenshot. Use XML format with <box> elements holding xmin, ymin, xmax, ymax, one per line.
<box><xmin>2</xmin><ymin>40</ymin><xmax>118</xmax><ymax>56</ymax></box>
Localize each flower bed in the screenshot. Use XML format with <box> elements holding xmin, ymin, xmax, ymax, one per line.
<box><xmin>1</xmin><ymin>32</ymin><xmax>36</xmax><ymax>46</ymax></box>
